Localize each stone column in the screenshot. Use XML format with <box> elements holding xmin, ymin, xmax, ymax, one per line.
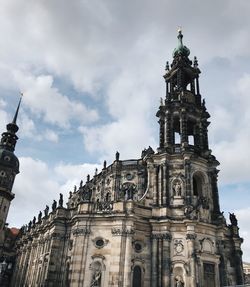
<box><xmin>201</xmin><ymin>120</ymin><xmax>209</xmax><ymax>150</ymax></box>
<box><xmin>162</xmin><ymin>233</ymin><xmax>171</xmax><ymax>287</ymax></box>
<box><xmin>123</xmin><ymin>230</ymin><xmax>133</xmax><ymax>287</ymax></box>
<box><xmin>153</xmin><ymin>166</ymin><xmax>158</xmax><ymax>206</ymax></box>
<box><xmin>159</xmin><ymin>118</ymin><xmax>165</xmax><ymax>149</ymax></box>
<box><xmin>186</xmin><ymin>233</ymin><xmax>197</xmax><ymax>287</ymax></box>
<box><xmin>158</xmin><ymin>166</ymin><xmax>162</xmax><ymax>206</ymax></box>
<box><xmin>21</xmin><ymin>242</ymin><xmax>32</xmax><ymax>286</ymax></box>
<box><xmin>12</xmin><ymin>246</ymin><xmax>24</xmax><ymax>287</ymax></box>
<box><xmin>184</xmin><ymin>159</ymin><xmax>191</xmax><ymax>205</ymax></box>
<box><xmin>165</xmin><ymin>112</ymin><xmax>172</xmax><ymax>148</ymax></box>
<box><xmin>210</xmin><ymin>170</ymin><xmax>220</xmax><ymax>217</ymax></box>
<box><xmin>158</xmin><ymin>238</ymin><xmax>162</xmax><ymax>287</ymax></box>
<box><xmin>180</xmin><ymin>111</ymin><xmax>188</xmax><ymax>147</ymax></box>
<box><xmin>162</xmin><ymin>165</ymin><xmax>167</xmax><ymax>206</ymax></box>
<box><xmin>151</xmin><ymin>235</ymin><xmax>158</xmax><ymax>287</ymax></box>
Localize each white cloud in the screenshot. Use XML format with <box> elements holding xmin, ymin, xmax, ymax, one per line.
<box><xmin>210</xmin><ymin>73</ymin><xmax>250</xmax><ymax>184</ymax></box>
<box><xmin>13</xmin><ymin>71</ymin><xmax>99</xmax><ymax>128</ymax></box>
<box><xmin>55</xmin><ymin>162</ymin><xmax>102</xmax><ymax>193</ymax></box>
<box><xmin>0</xmin><ymin>100</ymin><xmax>8</xmax><ymax>132</ymax></box>
<box><xmin>44</xmin><ymin>129</ymin><xmax>58</xmax><ymax>143</ymax></box>
<box><xmin>7</xmin><ymin>157</ymin><xmax>100</xmax><ymax>228</ymax></box>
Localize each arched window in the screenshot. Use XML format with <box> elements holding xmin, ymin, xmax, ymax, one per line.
<box><xmin>173</xmin><ymin>117</ymin><xmax>180</xmax><ymax>145</ymax></box>
<box><xmin>193</xmin><ymin>177</ymin><xmax>198</xmax><ymax>196</ymax></box>
<box><xmin>193</xmin><ymin>173</ymin><xmax>203</xmax><ymax>196</ymax></box>
<box><xmin>133</xmin><ymin>266</ymin><xmax>142</xmax><ymax>287</ymax></box>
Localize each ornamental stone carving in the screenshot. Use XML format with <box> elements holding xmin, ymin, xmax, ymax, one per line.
<box><xmin>151</xmin><ymin>233</ymin><xmax>172</xmax><ymax>241</ymax></box>
<box><xmin>186</xmin><ymin>233</ymin><xmax>196</xmax><ymax>240</ymax></box>
<box><xmin>95</xmin><ymin>200</ymin><xmax>113</xmax><ymax>212</ymax></box>
<box><xmin>174</xmin><ymin>239</ymin><xmax>184</xmax><ymax>255</ymax></box>
<box><xmin>111</xmin><ymin>227</ymin><xmax>135</xmax><ymax>236</ymax></box>
<box><xmin>72</xmin><ymin>228</ymin><xmax>90</xmax><ymax>236</ymax></box>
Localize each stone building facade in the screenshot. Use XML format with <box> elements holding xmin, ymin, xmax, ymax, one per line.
<box><xmin>10</xmin><ymin>32</ymin><xmax>244</xmax><ymax>287</ymax></box>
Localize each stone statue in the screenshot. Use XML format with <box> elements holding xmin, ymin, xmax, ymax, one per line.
<box><xmin>141</xmin><ymin>146</ymin><xmax>154</xmax><ymax>158</ymax></box>
<box><xmin>28</xmin><ymin>221</ymin><xmax>32</xmax><ymax>230</ymax></box>
<box><xmin>87</xmin><ymin>174</ymin><xmax>90</xmax><ymax>182</ymax></box>
<box><xmin>175</xmin><ymin>275</ymin><xmax>184</xmax><ymax>287</ymax></box>
<box><xmin>59</xmin><ymin>193</ymin><xmax>63</xmax><ymax>207</ymax></box>
<box><xmin>160</xmin><ymin>97</ymin><xmax>164</xmax><ymax>106</ymax></box>
<box><xmin>74</xmin><ymin>185</ymin><xmax>77</xmax><ymax>192</ymax></box>
<box><xmin>32</xmin><ymin>216</ymin><xmax>36</xmax><ymax>226</ymax></box>
<box><xmin>69</xmin><ymin>191</ymin><xmax>73</xmax><ymax>199</ymax></box>
<box><xmin>38</xmin><ymin>211</ymin><xmax>42</xmax><ymax>223</ymax></box>
<box><xmin>44</xmin><ymin>205</ymin><xmax>49</xmax><ymax>217</ymax></box>
<box><xmin>229</xmin><ymin>212</ymin><xmax>238</xmax><ymax>226</ymax></box>
<box><xmin>52</xmin><ymin>200</ymin><xmax>57</xmax><ymax>212</ymax></box>
<box><xmin>90</xmin><ymin>269</ymin><xmax>101</xmax><ymax>287</ymax></box>
<box><xmin>80</xmin><ymin>180</ymin><xmax>83</xmax><ymax>188</ymax></box>
<box><xmin>115</xmin><ymin>151</ymin><xmax>120</xmax><ymax>161</ymax></box>
<box><xmin>103</xmin><ymin>160</ymin><xmax>107</xmax><ymax>169</ymax></box>
<box><xmin>173</xmin><ymin>181</ymin><xmax>182</xmax><ymax>196</ymax></box>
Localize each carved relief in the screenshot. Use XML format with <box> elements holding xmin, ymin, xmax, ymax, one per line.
<box><xmin>174</xmin><ymin>239</ymin><xmax>184</xmax><ymax>255</ymax></box>
<box><xmin>111</xmin><ymin>227</ymin><xmax>134</xmax><ymax>236</ymax></box>
<box><xmin>72</xmin><ymin>228</ymin><xmax>90</xmax><ymax>236</ymax></box>
<box><xmin>151</xmin><ymin>233</ymin><xmax>172</xmax><ymax>241</ymax></box>
<box><xmin>95</xmin><ymin>200</ymin><xmax>113</xmax><ymax>212</ymax></box>
<box><xmin>82</xmin><ymin>186</ymin><xmax>92</xmax><ymax>202</ymax></box>
<box><xmin>120</xmin><ymin>182</ymin><xmax>137</xmax><ymax>201</ymax></box>
<box><xmin>200</xmin><ymin>237</ymin><xmax>214</xmax><ymax>254</ymax></box>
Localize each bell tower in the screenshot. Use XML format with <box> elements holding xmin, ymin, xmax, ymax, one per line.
<box><xmin>157</xmin><ymin>29</ymin><xmax>210</xmax><ymax>156</ymax></box>
<box><xmin>0</xmin><ymin>97</ymin><xmax>21</xmax><ymax>253</ymax></box>
<box><xmin>148</xmin><ymin>30</ymin><xmax>244</xmax><ymax>286</ymax></box>
<box><xmin>155</xmin><ymin>29</ymin><xmax>221</xmax><ymax>220</ymax></box>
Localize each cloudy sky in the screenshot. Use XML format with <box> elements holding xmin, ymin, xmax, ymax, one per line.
<box><xmin>0</xmin><ymin>0</ymin><xmax>250</xmax><ymax>261</ymax></box>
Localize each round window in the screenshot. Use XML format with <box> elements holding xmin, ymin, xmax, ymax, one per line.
<box><xmin>134</xmin><ymin>242</ymin><xmax>143</xmax><ymax>253</ymax></box>
<box><xmin>95</xmin><ymin>239</ymin><xmax>105</xmax><ymax>248</ymax></box>
<box><xmin>125</xmin><ymin>173</ymin><xmax>134</xmax><ymax>180</ymax></box>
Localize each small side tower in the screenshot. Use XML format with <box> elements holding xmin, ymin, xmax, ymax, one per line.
<box><xmin>0</xmin><ymin>98</ymin><xmax>21</xmax><ymax>254</ymax></box>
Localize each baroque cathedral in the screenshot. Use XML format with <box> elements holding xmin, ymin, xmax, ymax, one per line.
<box><xmin>0</xmin><ymin>31</ymin><xmax>245</xmax><ymax>287</ymax></box>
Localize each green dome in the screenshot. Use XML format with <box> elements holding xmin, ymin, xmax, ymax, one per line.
<box><xmin>0</xmin><ymin>148</ymin><xmax>19</xmax><ymax>173</ymax></box>
<box><xmin>173</xmin><ymin>30</ymin><xmax>190</xmax><ymax>58</ymax></box>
